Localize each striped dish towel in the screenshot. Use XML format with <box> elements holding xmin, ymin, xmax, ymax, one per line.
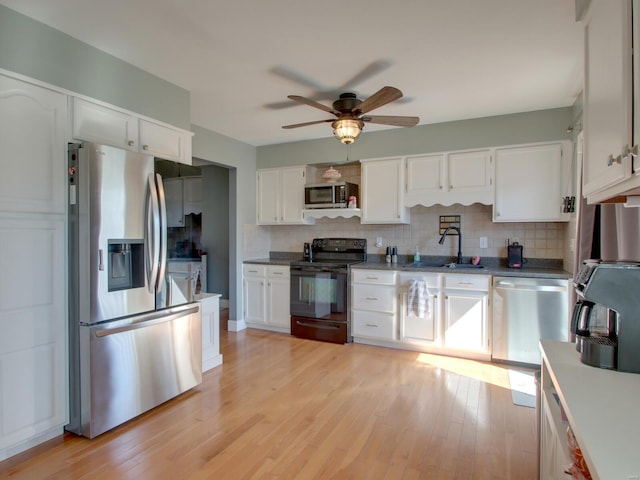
<box><xmin>408</xmin><ymin>280</ymin><xmax>430</xmax><ymax>318</ymax></box>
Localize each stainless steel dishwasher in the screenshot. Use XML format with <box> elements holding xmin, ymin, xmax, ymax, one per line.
<box><xmin>492</xmin><ymin>276</ymin><xmax>569</xmax><ymax>365</ymax></box>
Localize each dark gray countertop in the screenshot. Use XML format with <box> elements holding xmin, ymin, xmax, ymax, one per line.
<box><xmin>244</xmin><ymin>253</ymin><xmax>571</xmax><ymax>279</ymax></box>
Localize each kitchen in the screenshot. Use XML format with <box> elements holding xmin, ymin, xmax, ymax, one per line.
<box><xmin>1</xmin><ymin>1</ymin><xmax>640</xmax><ymax>478</ymax></box>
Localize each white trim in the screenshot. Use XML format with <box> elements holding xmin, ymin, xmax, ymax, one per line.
<box><xmin>228</xmin><ymin>318</ymin><xmax>247</xmax><ymax>331</ymax></box>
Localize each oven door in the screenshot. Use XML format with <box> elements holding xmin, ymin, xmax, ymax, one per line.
<box><xmin>290</xmin><ymin>266</ymin><xmax>347</xmax><ymax>321</ymax></box>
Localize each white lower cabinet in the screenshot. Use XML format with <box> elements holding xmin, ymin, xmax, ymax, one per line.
<box><xmin>351</xmin><ymin>270</ymin><xmax>397</xmax><ymax>340</ymax></box>
<box><xmin>196</xmin><ymin>293</ymin><xmax>223</xmax><ymax>372</ymax></box>
<box><xmin>352</xmin><ymin>268</ymin><xmax>490</xmax><ymax>360</ymax></box>
<box><xmin>443</xmin><ymin>274</ymin><xmax>490</xmax><ymax>354</ymax></box>
<box><xmin>243</xmin><ymin>265</ymin><xmax>290</xmax><ymax>333</ymax></box>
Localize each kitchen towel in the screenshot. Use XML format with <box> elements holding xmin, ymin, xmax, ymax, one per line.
<box><xmin>407</xmin><ymin>280</ymin><xmax>430</xmax><ymax>318</ymax></box>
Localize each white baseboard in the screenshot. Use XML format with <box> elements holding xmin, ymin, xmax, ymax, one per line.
<box><xmin>228</xmin><ymin>318</ymin><xmax>247</xmax><ymax>331</ymax></box>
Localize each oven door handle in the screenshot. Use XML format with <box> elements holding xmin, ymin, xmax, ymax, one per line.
<box><xmin>295</xmin><ymin>320</ymin><xmax>341</xmax><ymax>330</ymax></box>
<box><xmin>291</xmin><ymin>267</ymin><xmax>343</xmax><ymax>274</ymax></box>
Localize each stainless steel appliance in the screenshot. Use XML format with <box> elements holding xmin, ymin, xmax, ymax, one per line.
<box><xmin>67</xmin><ymin>142</ymin><xmax>202</xmax><ymax>438</ymax></box>
<box><xmin>492</xmin><ymin>276</ymin><xmax>569</xmax><ymax>365</ymax></box>
<box><xmin>290</xmin><ymin>238</ymin><xmax>367</xmax><ymax>343</ymax></box>
<box><xmin>572</xmin><ymin>260</ymin><xmax>640</xmax><ymax>373</ymax></box>
<box><xmin>304</xmin><ymin>182</ymin><xmax>359</xmax><ymax>209</ymax></box>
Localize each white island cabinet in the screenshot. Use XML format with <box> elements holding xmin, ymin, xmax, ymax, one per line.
<box><xmin>0</xmin><ymin>74</ymin><xmax>68</xmax><ymax>461</ymax></box>
<box><xmin>195</xmin><ymin>293</ymin><xmax>223</xmax><ymax>372</ymax></box>
<box><xmin>540</xmin><ymin>340</ymin><xmax>640</xmax><ymax>479</ymax></box>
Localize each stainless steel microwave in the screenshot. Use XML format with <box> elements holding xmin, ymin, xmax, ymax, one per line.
<box><xmin>304</xmin><ymin>182</ymin><xmax>359</xmax><ymax>209</ymax></box>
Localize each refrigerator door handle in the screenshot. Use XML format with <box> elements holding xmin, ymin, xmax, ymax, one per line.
<box><xmin>155</xmin><ymin>173</ymin><xmax>168</xmax><ymax>292</ymax></box>
<box><xmin>146</xmin><ymin>173</ymin><xmax>161</xmax><ymax>292</ymax></box>
<box><xmin>94</xmin><ymin>304</ymin><xmax>200</xmax><ymax>337</ymax></box>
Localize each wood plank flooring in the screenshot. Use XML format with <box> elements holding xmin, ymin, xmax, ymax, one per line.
<box><xmin>0</xmin><ymin>311</ymin><xmax>538</xmax><ymax>479</ymax></box>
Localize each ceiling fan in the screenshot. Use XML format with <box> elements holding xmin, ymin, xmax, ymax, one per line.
<box><xmin>282</xmin><ymin>86</ymin><xmax>420</xmax><ymax>144</ymax></box>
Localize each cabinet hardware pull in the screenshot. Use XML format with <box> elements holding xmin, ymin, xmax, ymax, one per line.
<box><xmin>128</xmin><ymin>140</ymin><xmax>134</xmax><ymax>146</ymax></box>
<box><xmin>366</xmin><ymin>276</ymin><xmax>379</xmax><ymax>279</ymax></box>
<box><xmin>365</xmin><ymin>323</ymin><xmax>378</xmax><ymax>327</ymax></box>
<box><xmin>273</xmin><ymin>272</ymin><xmax>283</xmax><ymax>275</ymax></box>
<box><xmin>607</xmin><ymin>154</ymin><xmax>622</xmax><ymax>166</ymax></box>
<box><xmin>365</xmin><ymin>297</ymin><xmax>379</xmax><ymax>301</ymax></box>
<box><xmin>142</xmin><ymin>144</ymin><xmax>149</xmax><ymax>151</ymax></box>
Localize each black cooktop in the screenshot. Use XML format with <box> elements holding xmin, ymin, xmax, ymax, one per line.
<box><xmin>291</xmin><ymin>238</ymin><xmax>367</xmax><ymax>269</ymax></box>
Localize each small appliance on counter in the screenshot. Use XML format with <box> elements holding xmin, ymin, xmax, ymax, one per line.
<box><xmin>507</xmin><ymin>241</ymin><xmax>524</xmax><ymax>268</ymax></box>
<box><xmin>303</xmin><ymin>242</ymin><xmax>313</xmax><ymax>261</ymax></box>
<box><xmin>571</xmin><ymin>260</ymin><xmax>640</xmax><ymax>373</ymax></box>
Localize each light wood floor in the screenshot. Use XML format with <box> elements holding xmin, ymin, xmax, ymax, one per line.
<box><xmin>0</xmin><ymin>310</ymin><xmax>538</xmax><ymax>479</ymax></box>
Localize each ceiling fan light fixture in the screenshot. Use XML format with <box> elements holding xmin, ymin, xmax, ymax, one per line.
<box><xmin>332</xmin><ymin>118</ymin><xmax>364</xmax><ymax>144</ymax></box>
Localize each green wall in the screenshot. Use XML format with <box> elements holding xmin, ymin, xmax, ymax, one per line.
<box><xmin>0</xmin><ymin>5</ymin><xmax>190</xmax><ymax>130</ymax></box>
<box><xmin>257</xmin><ymin>107</ymin><xmax>575</xmax><ymax>168</ymax></box>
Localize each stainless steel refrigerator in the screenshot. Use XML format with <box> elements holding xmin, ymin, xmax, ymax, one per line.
<box><xmin>67</xmin><ymin>142</ymin><xmax>202</xmax><ymax>438</ymax></box>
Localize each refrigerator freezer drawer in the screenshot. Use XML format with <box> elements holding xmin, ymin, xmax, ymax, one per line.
<box><xmin>76</xmin><ymin>304</ymin><xmax>201</xmax><ymax>438</ymax></box>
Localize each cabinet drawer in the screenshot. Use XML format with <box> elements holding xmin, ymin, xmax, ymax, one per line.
<box><xmin>268</xmin><ymin>266</ymin><xmax>290</xmax><ymax>279</ymax></box>
<box><xmin>444</xmin><ymin>274</ymin><xmax>490</xmax><ymax>291</ymax></box>
<box><xmin>352</xmin><ymin>311</ymin><xmax>396</xmax><ymax>340</ymax></box>
<box><xmin>352</xmin><ymin>284</ymin><xmax>396</xmax><ymax>313</ymax></box>
<box><xmin>352</xmin><ymin>269</ymin><xmax>396</xmax><ymax>285</ymax></box>
<box><xmin>243</xmin><ymin>264</ymin><xmax>267</xmax><ymax>277</ymax></box>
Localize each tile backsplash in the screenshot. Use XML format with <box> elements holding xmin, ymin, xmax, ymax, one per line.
<box><xmin>245</xmin><ymin>203</ymin><xmax>568</xmax><ymax>264</ymax></box>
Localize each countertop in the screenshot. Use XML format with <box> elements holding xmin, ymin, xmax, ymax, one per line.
<box><xmin>540</xmin><ymin>340</ymin><xmax>640</xmax><ymax>479</ymax></box>
<box><xmin>244</xmin><ymin>255</ymin><xmax>571</xmax><ymax>279</ymax></box>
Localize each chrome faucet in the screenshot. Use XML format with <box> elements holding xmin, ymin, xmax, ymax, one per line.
<box><xmin>438</xmin><ymin>226</ymin><xmax>462</xmax><ymax>264</ymax></box>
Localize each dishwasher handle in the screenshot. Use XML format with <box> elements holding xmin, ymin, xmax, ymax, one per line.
<box><xmin>494</xmin><ymin>282</ymin><xmax>567</xmax><ymax>293</ymax></box>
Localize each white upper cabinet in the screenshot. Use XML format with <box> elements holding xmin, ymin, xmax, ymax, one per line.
<box><xmin>404</xmin><ymin>149</ymin><xmax>493</xmax><ymax>207</ymax></box>
<box><xmin>72</xmin><ymin>97</ymin><xmax>139</xmax><ymax>151</ymax></box>
<box><xmin>360</xmin><ymin>157</ymin><xmax>410</xmax><ymax>224</ymax></box>
<box><xmin>0</xmin><ymin>75</ymin><xmax>67</xmax><ymax>215</ymax></box>
<box><xmin>256</xmin><ymin>167</ymin><xmax>313</xmax><ymax>225</ymax></box>
<box><xmin>139</xmin><ymin>118</ymin><xmax>190</xmax><ymax>163</ymax></box>
<box><xmin>494</xmin><ymin>142</ymin><xmax>571</xmax><ymax>222</ymax></box>
<box><xmin>582</xmin><ymin>0</ymin><xmax>636</xmax><ymax>202</ymax></box>
<box><xmin>71</xmin><ymin>97</ymin><xmax>193</xmax><ymax>165</ymax></box>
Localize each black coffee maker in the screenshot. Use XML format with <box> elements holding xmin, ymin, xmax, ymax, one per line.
<box><xmin>572</xmin><ymin>260</ymin><xmax>640</xmax><ymax>373</ymax></box>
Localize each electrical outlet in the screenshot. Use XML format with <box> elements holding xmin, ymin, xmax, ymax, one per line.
<box><xmin>479</xmin><ymin>237</ymin><xmax>488</xmax><ymax>249</ymax></box>
<box><xmin>512</xmin><ymin>237</ymin><xmax>520</xmax><ymax>244</ymax></box>
<box><xmin>569</xmin><ymin>238</ymin><xmax>575</xmax><ymax>252</ymax></box>
<box><xmin>375</xmin><ymin>236</ymin><xmax>383</xmax><ymax>248</ymax></box>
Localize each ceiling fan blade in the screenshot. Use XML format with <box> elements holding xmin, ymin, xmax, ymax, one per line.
<box><xmin>282</xmin><ymin>119</ymin><xmax>334</xmax><ymax>129</ymax></box>
<box><xmin>362</xmin><ymin>115</ymin><xmax>420</xmax><ymax>127</ymax></box>
<box><xmin>288</xmin><ymin>95</ymin><xmax>339</xmax><ymax>115</ymax></box>
<box><xmin>337</xmin><ymin>60</ymin><xmax>392</xmax><ymax>91</ymax></box>
<box><xmin>353</xmin><ymin>86</ymin><xmax>403</xmax><ymax>115</ymax></box>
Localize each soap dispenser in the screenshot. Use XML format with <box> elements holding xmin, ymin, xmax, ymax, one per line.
<box><xmin>413</xmin><ymin>246</ymin><xmax>421</xmax><ymax>263</ymax></box>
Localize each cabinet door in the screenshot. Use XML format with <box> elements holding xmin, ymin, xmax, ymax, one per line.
<box><xmin>361</xmin><ymin>158</ymin><xmax>409</xmax><ymax>224</ymax></box>
<box><xmin>583</xmin><ymin>0</ymin><xmax>632</xmax><ymax>196</ymax></box>
<box><xmin>0</xmin><ymin>76</ymin><xmax>67</xmax><ymax>215</ymax></box>
<box><xmin>257</xmin><ymin>169</ymin><xmax>280</xmax><ymax>225</ymax></box>
<box><xmin>72</xmin><ymin>97</ymin><xmax>138</xmax><ymax>151</ymax></box>
<box><xmin>280</xmin><ymin>167</ymin><xmax>306</xmax><ymax>224</ymax></box>
<box><xmin>139</xmin><ymin>119</ymin><xmax>190</xmax><ymax>164</ymax></box>
<box><xmin>163</xmin><ymin>178</ymin><xmax>184</xmax><ymax>227</ymax></box>
<box><xmin>443</xmin><ymin>291</ymin><xmax>487</xmax><ymax>352</ymax></box>
<box><xmin>183</xmin><ymin>177</ymin><xmax>202</xmax><ymax>216</ymax></box>
<box><xmin>268</xmin><ymin>277</ymin><xmax>290</xmax><ymax>328</ymax></box>
<box><xmin>447</xmin><ymin>150</ymin><xmax>492</xmax><ymax>192</ymax></box>
<box><xmin>0</xmin><ymin>218</ymin><xmax>67</xmax><ymax>453</ymax></box>
<box><xmin>243</xmin><ymin>276</ymin><xmax>266</xmax><ymax>324</ymax></box>
<box><xmin>406</xmin><ymin>154</ymin><xmax>444</xmax><ymax>196</ymax></box>
<box><xmin>494</xmin><ymin>143</ymin><xmax>567</xmax><ymax>222</ymax></box>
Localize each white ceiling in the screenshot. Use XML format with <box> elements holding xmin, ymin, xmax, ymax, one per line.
<box><xmin>0</xmin><ymin>0</ymin><xmax>584</xmax><ymax>147</ymax></box>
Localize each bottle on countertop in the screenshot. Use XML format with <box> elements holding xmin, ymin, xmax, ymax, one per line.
<box><xmin>385</xmin><ymin>246</ymin><xmax>392</xmax><ymax>264</ymax></box>
<box><xmin>413</xmin><ymin>246</ymin><xmax>421</xmax><ymax>263</ymax></box>
<box><xmin>391</xmin><ymin>246</ymin><xmax>398</xmax><ymax>264</ymax></box>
